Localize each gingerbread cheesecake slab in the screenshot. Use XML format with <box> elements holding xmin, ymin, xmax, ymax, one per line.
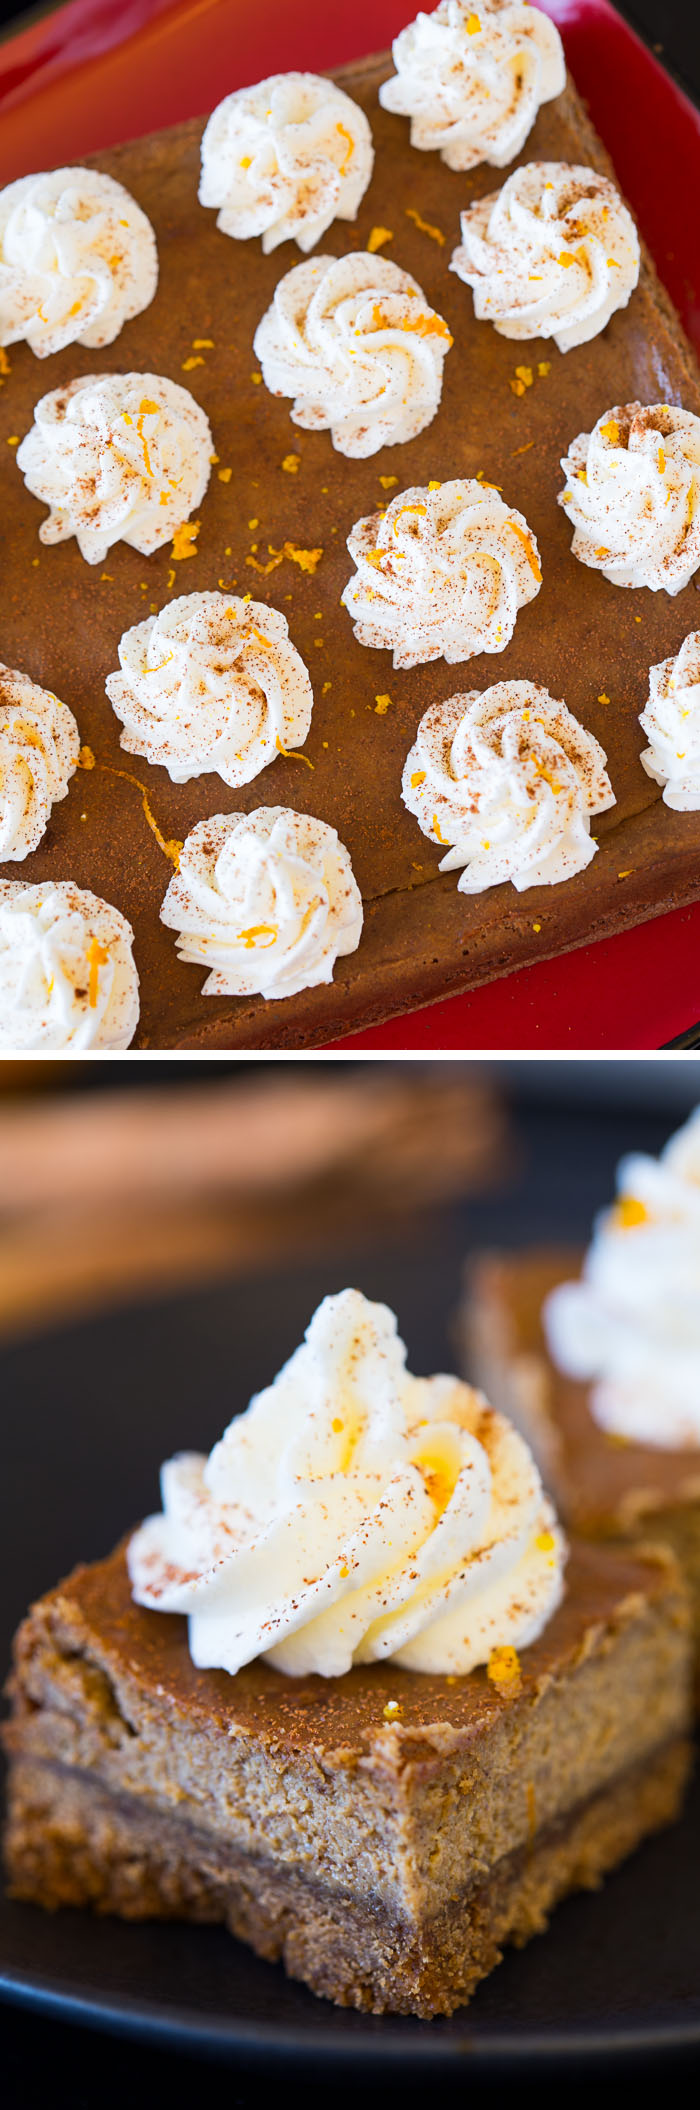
<box><xmin>3</xmin><ymin>55</ymin><xmax>700</xmax><ymax>1046</ymax></box>
<box><xmin>3</xmin><ymin>1537</ymin><xmax>692</xmax><ymax>2016</ymax></box>
<box><xmin>462</xmin><ymin>1248</ymin><xmax>700</xmax><ymax>1670</ymax></box>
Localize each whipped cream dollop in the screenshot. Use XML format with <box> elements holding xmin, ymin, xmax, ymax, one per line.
<box><xmin>403</xmin><ymin>680</ymin><xmax>614</xmax><ymax>892</ymax></box>
<box><xmin>0</xmin><ymin>879</ymin><xmax>139</xmax><ymax>1049</ymax></box>
<box><xmin>639</xmin><ymin>629</ymin><xmax>700</xmax><ymax>811</ymax></box>
<box><xmin>559</xmin><ymin>401</ymin><xmax>700</xmax><ymax>593</ymax></box>
<box><xmin>128</xmin><ymin>1287</ymin><xmax>565</xmax><ymax>1677</ymax></box>
<box><xmin>0</xmin><ymin>166</ymin><xmax>158</xmax><ymax>358</ymax></box>
<box><xmin>16</xmin><ymin>371</ymin><xmax>213</xmax><ymax>566</ymax></box>
<box><xmin>451</xmin><ymin>161</ymin><xmax>639</xmax><ymax>352</ymax></box>
<box><xmin>106</xmin><ymin>593</ymin><xmax>313</xmax><ymax>788</ymax></box>
<box><xmin>253</xmin><ymin>251</ymin><xmax>452</xmax><ymax>457</ymax></box>
<box><xmin>199</xmin><ymin>73</ymin><xmax>373</xmax><ymax>254</ymax></box>
<box><xmin>342</xmin><ymin>478</ymin><xmax>542</xmax><ymax>669</ymax></box>
<box><xmin>161</xmin><ymin>806</ymin><xmax>363</xmax><ymax>1000</ymax></box>
<box><xmin>0</xmin><ymin>662</ymin><xmax>80</xmax><ymax>860</ymax></box>
<box><xmin>379</xmin><ymin>1</ymin><xmax>566</xmax><ymax>173</ymax></box>
<box><xmin>544</xmin><ymin>1108</ymin><xmax>700</xmax><ymax>1449</ymax></box>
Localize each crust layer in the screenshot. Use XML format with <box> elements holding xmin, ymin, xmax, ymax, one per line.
<box><xmin>4</xmin><ymin>1737</ymin><xmax>690</xmax><ymax>2017</ymax></box>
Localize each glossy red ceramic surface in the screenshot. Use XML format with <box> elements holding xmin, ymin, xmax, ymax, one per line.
<box><xmin>1</xmin><ymin>0</ymin><xmax>699</xmax><ymax>1049</ymax></box>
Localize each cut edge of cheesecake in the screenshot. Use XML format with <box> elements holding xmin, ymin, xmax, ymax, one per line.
<box><xmin>2</xmin><ymin>1535</ymin><xmax>692</xmax><ymax>2016</ymax></box>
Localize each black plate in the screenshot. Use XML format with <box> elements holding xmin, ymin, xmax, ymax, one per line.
<box><xmin>1</xmin><ymin>1107</ymin><xmax>699</xmax><ymax>2075</ymax></box>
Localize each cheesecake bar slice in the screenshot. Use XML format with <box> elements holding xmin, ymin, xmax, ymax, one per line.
<box><xmin>3</xmin><ymin>1537</ymin><xmax>691</xmax><ymax>2017</ymax></box>
<box><xmin>462</xmin><ymin>1249</ymin><xmax>700</xmax><ymax>1680</ymax></box>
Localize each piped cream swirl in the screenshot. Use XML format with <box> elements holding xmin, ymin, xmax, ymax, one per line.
<box><xmin>0</xmin><ymin>662</ymin><xmax>80</xmax><ymax>860</ymax></box>
<box><xmin>0</xmin><ymin>166</ymin><xmax>157</xmax><ymax>357</ymax></box>
<box><xmin>639</xmin><ymin>629</ymin><xmax>700</xmax><ymax>810</ymax></box>
<box><xmin>402</xmin><ymin>680</ymin><xmax>614</xmax><ymax>892</ymax></box>
<box><xmin>559</xmin><ymin>402</ymin><xmax>700</xmax><ymax>593</ymax></box>
<box><xmin>106</xmin><ymin>593</ymin><xmax>313</xmax><ymax>787</ymax></box>
<box><xmin>379</xmin><ymin>0</ymin><xmax>566</xmax><ymax>173</ymax></box>
<box><xmin>199</xmin><ymin>73</ymin><xmax>373</xmax><ymax>254</ymax></box>
<box><xmin>253</xmin><ymin>252</ymin><xmax>452</xmax><ymax>457</ymax></box>
<box><xmin>161</xmin><ymin>806</ymin><xmax>363</xmax><ymax>1000</ymax></box>
<box><xmin>0</xmin><ymin>879</ymin><xmax>139</xmax><ymax>1049</ymax></box>
<box><xmin>16</xmin><ymin>371</ymin><xmax>213</xmax><ymax>566</ymax></box>
<box><xmin>128</xmin><ymin>1287</ymin><xmax>565</xmax><ymax>1678</ymax></box>
<box><xmin>342</xmin><ymin>479</ymin><xmax>542</xmax><ymax>668</ymax></box>
<box><xmin>451</xmin><ymin>161</ymin><xmax>639</xmax><ymax>352</ymax></box>
<box><xmin>544</xmin><ymin>1108</ymin><xmax>700</xmax><ymax>1449</ymax></box>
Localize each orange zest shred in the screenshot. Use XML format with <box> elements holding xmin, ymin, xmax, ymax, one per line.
<box><xmin>411</xmin><ymin>770</ymin><xmax>426</xmax><ymax>788</ymax></box>
<box><xmin>393</xmin><ymin>503</ymin><xmax>427</xmax><ymax>534</ymax></box>
<box><xmin>371</xmin><ymin>303</ymin><xmax>452</xmax><ymax>342</ymax></box>
<box><xmin>405</xmin><ymin>206</ymin><xmax>445</xmax><ymax>246</ymax></box>
<box><xmin>432</xmin><ymin>812</ymin><xmax>448</xmax><ymax>844</ymax></box>
<box><xmin>379</xmin><ymin>474</ymin><xmax>398</xmax><ymax>489</ymax></box>
<box><xmin>374</xmin><ymin>694</ymin><xmax>392</xmax><ymax>714</ymax></box>
<box><xmin>367</xmin><ymin>226</ymin><xmax>393</xmax><ymax>253</ymax></box>
<box><xmin>181</xmin><ymin>356</ymin><xmax>204</xmax><ymax>370</ymax></box>
<box><xmin>0</xmin><ymin>349</ymin><xmax>11</xmax><ymax>380</ymax></box>
<box><xmin>505</xmin><ymin>519</ymin><xmax>542</xmax><ymax>581</ymax></box>
<box><xmin>466</xmin><ymin>11</ymin><xmax>481</xmax><ymax>30</ymax></box>
<box><xmin>487</xmin><ymin>1646</ymin><xmax>521</xmax><ymax>1688</ymax></box>
<box><xmin>274</xmin><ymin>735</ymin><xmax>314</xmax><ymax>770</ymax></box>
<box><xmin>171</xmin><ymin>520</ymin><xmax>200</xmax><ymax>561</ymax></box>
<box><xmin>281</xmin><ymin>453</ymin><xmax>301</xmax><ymax>473</ymax></box>
<box><xmin>87</xmin><ymin>937</ymin><xmax>110</xmax><ymax>1009</ymax></box>
<box><xmin>614</xmin><ymin>1194</ymin><xmax>648</xmax><ymax>1229</ymax></box>
<box><xmin>246</xmin><ymin>552</ymin><xmax>283</xmax><ymax>574</ymax></box>
<box><xmin>336</xmin><ymin>121</ymin><xmax>354</xmax><ymax>174</ymax></box>
<box><xmin>136</xmin><ymin>397</ymin><xmax>159</xmax><ymax>478</ymax></box>
<box><xmin>598</xmin><ymin>691</ymin><xmax>610</xmax><ymax>705</ymax></box>
<box><xmin>275</xmin><ymin>541</ymin><xmax>323</xmax><ymax>574</ymax></box>
<box><xmin>599</xmin><ymin>418</ymin><xmax>619</xmax><ymax>443</ymax></box>
<box><xmin>218</xmin><ymin>466</ymin><xmax>233</xmax><ymax>483</ymax></box>
<box><xmin>234</xmin><ymin>925</ymin><xmax>278</xmax><ymax>949</ymax></box>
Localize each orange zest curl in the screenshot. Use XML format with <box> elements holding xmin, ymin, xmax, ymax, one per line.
<box><xmin>505</xmin><ymin>519</ymin><xmax>542</xmax><ymax>582</ymax></box>
<box><xmin>87</xmin><ymin>937</ymin><xmax>110</xmax><ymax>1009</ymax></box>
<box><xmin>234</xmin><ymin>925</ymin><xmax>278</xmax><ymax>950</ymax></box>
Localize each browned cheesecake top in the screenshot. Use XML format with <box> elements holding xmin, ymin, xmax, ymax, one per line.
<box><xmin>2</xmin><ymin>58</ymin><xmax>700</xmax><ymax>1046</ymax></box>
<box><xmin>14</xmin><ymin>1534</ymin><xmax>683</xmax><ymax>1771</ymax></box>
<box><xmin>478</xmin><ymin>1248</ymin><xmax>700</xmax><ymax>1530</ymax></box>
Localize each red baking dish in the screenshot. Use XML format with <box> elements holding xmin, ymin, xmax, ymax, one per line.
<box><xmin>1</xmin><ymin>0</ymin><xmax>699</xmax><ymax>1051</ymax></box>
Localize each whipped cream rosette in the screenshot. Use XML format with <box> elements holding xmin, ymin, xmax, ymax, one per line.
<box><xmin>129</xmin><ymin>1287</ymin><xmax>565</xmax><ymax>1678</ymax></box>
<box><xmin>342</xmin><ymin>479</ymin><xmax>542</xmax><ymax>669</ymax></box>
<box><xmin>0</xmin><ymin>166</ymin><xmax>157</xmax><ymax>358</ymax></box>
<box><xmin>639</xmin><ymin>629</ymin><xmax>700</xmax><ymax>810</ymax></box>
<box><xmin>16</xmin><ymin>371</ymin><xmax>213</xmax><ymax>565</ymax></box>
<box><xmin>253</xmin><ymin>252</ymin><xmax>452</xmax><ymax>457</ymax></box>
<box><xmin>544</xmin><ymin>1108</ymin><xmax>700</xmax><ymax>1449</ymax></box>
<box><xmin>559</xmin><ymin>402</ymin><xmax>700</xmax><ymax>592</ymax></box>
<box><xmin>402</xmin><ymin>680</ymin><xmax>614</xmax><ymax>893</ymax></box>
<box><xmin>161</xmin><ymin>806</ymin><xmax>363</xmax><ymax>1000</ymax></box>
<box><xmin>379</xmin><ymin>0</ymin><xmax>565</xmax><ymax>173</ymax></box>
<box><xmin>451</xmin><ymin>161</ymin><xmax>639</xmax><ymax>352</ymax></box>
<box><xmin>0</xmin><ymin>879</ymin><xmax>139</xmax><ymax>1049</ymax></box>
<box><xmin>199</xmin><ymin>72</ymin><xmax>373</xmax><ymax>254</ymax></box>
<box><xmin>0</xmin><ymin>662</ymin><xmax>80</xmax><ymax>860</ymax></box>
<box><xmin>106</xmin><ymin>593</ymin><xmax>314</xmax><ymax>788</ymax></box>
